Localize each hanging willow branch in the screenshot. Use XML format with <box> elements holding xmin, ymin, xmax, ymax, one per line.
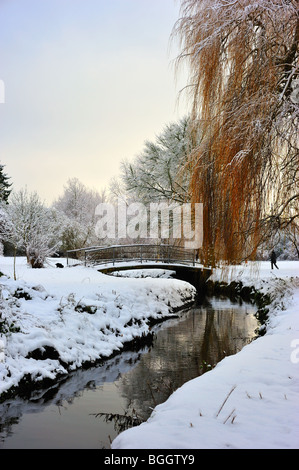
<box><xmin>173</xmin><ymin>0</ymin><xmax>299</xmax><ymax>265</ymax></box>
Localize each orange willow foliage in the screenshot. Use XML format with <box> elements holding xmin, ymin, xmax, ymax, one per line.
<box><xmin>173</xmin><ymin>0</ymin><xmax>299</xmax><ymax>265</ymax></box>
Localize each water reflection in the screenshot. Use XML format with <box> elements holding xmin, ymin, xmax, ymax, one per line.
<box><xmin>114</xmin><ymin>297</ymin><xmax>257</xmax><ymax>422</ymax></box>
<box><xmin>0</xmin><ymin>298</ymin><xmax>258</xmax><ymax>449</ymax></box>
<box><xmin>0</xmin><ymin>350</ymin><xmax>146</xmax><ymax>448</ymax></box>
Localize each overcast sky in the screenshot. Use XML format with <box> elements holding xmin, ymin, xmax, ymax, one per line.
<box><xmin>0</xmin><ymin>0</ymin><xmax>189</xmax><ymax>204</ymax></box>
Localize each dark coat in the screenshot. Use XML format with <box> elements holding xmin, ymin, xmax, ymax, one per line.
<box><xmin>270</xmin><ymin>251</ymin><xmax>277</xmax><ymax>263</ymax></box>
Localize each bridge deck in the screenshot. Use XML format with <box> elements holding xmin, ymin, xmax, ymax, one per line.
<box><xmin>66</xmin><ymin>244</ymin><xmax>212</xmax><ymax>290</ymax></box>
<box><xmin>67</xmin><ymin>244</ymin><xmax>200</xmax><ymax>267</ymax></box>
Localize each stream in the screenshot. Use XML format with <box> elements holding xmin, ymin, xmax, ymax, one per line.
<box><xmin>0</xmin><ymin>296</ymin><xmax>258</xmax><ymax>449</ymax></box>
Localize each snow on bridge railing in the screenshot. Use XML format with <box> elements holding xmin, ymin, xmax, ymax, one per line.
<box><xmin>66</xmin><ymin>244</ymin><xmax>199</xmax><ymax>267</ymax></box>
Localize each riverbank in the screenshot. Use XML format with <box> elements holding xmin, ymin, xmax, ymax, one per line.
<box><xmin>0</xmin><ymin>257</ymin><xmax>196</xmax><ymax>401</ymax></box>
<box><xmin>112</xmin><ymin>260</ymin><xmax>299</xmax><ymax>449</ymax></box>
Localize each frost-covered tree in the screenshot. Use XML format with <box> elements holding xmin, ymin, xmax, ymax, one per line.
<box><xmin>0</xmin><ymin>163</ymin><xmax>11</xmax><ymax>203</ymax></box>
<box><xmin>106</xmin><ymin>118</ymin><xmax>201</xmax><ymax>247</ymax></box>
<box><xmin>174</xmin><ymin>0</ymin><xmax>299</xmax><ymax>264</ymax></box>
<box><xmin>120</xmin><ymin>117</ymin><xmax>196</xmax><ymax>205</ymax></box>
<box><xmin>286</xmin><ymin>220</ymin><xmax>299</xmax><ymax>258</ymax></box>
<box><xmin>5</xmin><ymin>188</ymin><xmax>62</xmax><ymax>268</ymax></box>
<box><xmin>53</xmin><ymin>178</ymin><xmax>107</xmax><ymax>250</ymax></box>
<box><xmin>0</xmin><ymin>203</ymin><xmax>10</xmax><ymax>256</ymax></box>
<box><xmin>257</xmin><ymin>224</ymin><xmax>299</xmax><ymax>260</ymax></box>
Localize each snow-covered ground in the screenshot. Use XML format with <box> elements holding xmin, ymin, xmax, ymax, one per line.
<box><xmin>0</xmin><ymin>257</ymin><xmax>196</xmax><ymax>399</ymax></box>
<box><xmin>1</xmin><ymin>257</ymin><xmax>298</xmax><ymax>449</ymax></box>
<box><xmin>112</xmin><ymin>260</ymin><xmax>299</xmax><ymax>449</ymax></box>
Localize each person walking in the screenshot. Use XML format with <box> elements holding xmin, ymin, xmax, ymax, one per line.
<box><xmin>270</xmin><ymin>250</ymin><xmax>279</xmax><ymax>269</ymax></box>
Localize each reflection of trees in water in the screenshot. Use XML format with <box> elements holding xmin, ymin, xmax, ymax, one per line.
<box><xmin>0</xmin><ymin>350</ymin><xmax>144</xmax><ymax>444</ymax></box>
<box><xmin>91</xmin><ymin>409</ymin><xmax>143</xmax><ymax>436</ymax></box>
<box><xmin>117</xmin><ymin>304</ymin><xmax>257</xmax><ymax>421</ymax></box>
<box><xmin>0</xmin><ymin>417</ymin><xmax>19</xmax><ymax>443</ymax></box>
<box><xmin>0</xmin><ymin>302</ymin><xmax>257</xmax><ymax>443</ymax></box>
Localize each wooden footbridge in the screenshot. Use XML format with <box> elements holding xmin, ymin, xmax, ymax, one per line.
<box><xmin>66</xmin><ymin>244</ymin><xmax>212</xmax><ymax>290</ymax></box>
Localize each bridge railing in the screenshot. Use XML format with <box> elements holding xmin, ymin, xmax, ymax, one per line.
<box><xmin>66</xmin><ymin>244</ymin><xmax>198</xmax><ymax>267</ymax></box>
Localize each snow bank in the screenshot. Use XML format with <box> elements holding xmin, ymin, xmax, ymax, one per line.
<box><xmin>0</xmin><ymin>258</ymin><xmax>196</xmax><ymax>398</ymax></box>
<box><xmin>112</xmin><ymin>261</ymin><xmax>299</xmax><ymax>449</ymax></box>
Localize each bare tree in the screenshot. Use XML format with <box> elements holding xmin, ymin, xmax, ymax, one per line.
<box><xmin>173</xmin><ymin>0</ymin><xmax>299</xmax><ymax>265</ymax></box>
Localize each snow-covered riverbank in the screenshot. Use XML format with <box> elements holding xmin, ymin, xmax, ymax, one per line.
<box><xmin>0</xmin><ymin>257</ymin><xmax>196</xmax><ymax>400</ymax></box>
<box><xmin>112</xmin><ymin>261</ymin><xmax>299</xmax><ymax>449</ymax></box>
<box><xmin>1</xmin><ymin>257</ymin><xmax>298</xmax><ymax>449</ymax></box>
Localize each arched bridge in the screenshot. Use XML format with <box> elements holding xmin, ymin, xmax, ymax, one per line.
<box><xmin>66</xmin><ymin>244</ymin><xmax>212</xmax><ymax>291</ymax></box>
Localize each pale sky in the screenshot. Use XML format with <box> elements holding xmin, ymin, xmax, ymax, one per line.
<box><xmin>0</xmin><ymin>0</ymin><xmax>189</xmax><ymax>205</ymax></box>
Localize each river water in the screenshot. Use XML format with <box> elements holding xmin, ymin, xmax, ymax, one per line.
<box><xmin>0</xmin><ymin>297</ymin><xmax>258</xmax><ymax>449</ymax></box>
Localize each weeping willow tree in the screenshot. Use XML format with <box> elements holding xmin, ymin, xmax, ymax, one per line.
<box><xmin>173</xmin><ymin>0</ymin><xmax>299</xmax><ymax>265</ymax></box>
